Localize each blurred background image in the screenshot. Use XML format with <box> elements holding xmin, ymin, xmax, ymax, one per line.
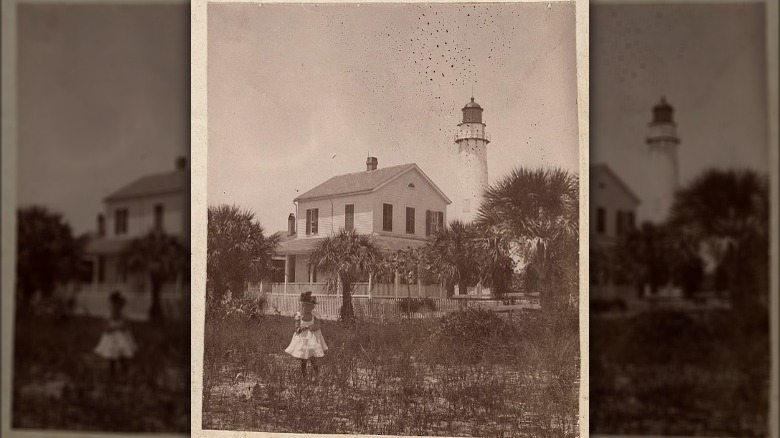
<box><xmin>589</xmin><ymin>2</ymin><xmax>772</xmax><ymax>436</ymax></box>
<box><xmin>9</xmin><ymin>3</ymin><xmax>190</xmax><ymax>433</ymax></box>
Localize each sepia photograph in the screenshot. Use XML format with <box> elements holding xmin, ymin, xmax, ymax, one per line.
<box><xmin>1</xmin><ymin>1</ymin><xmax>190</xmax><ymax>435</ymax></box>
<box><xmin>589</xmin><ymin>1</ymin><xmax>778</xmax><ymax>437</ymax></box>
<box><xmin>192</xmin><ymin>0</ymin><xmax>588</xmax><ymax>437</ymax></box>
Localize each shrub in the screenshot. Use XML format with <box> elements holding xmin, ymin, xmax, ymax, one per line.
<box><xmin>396</xmin><ymin>297</ymin><xmax>437</xmax><ymax>314</ymax></box>
<box><xmin>590</xmin><ymin>298</ymin><xmax>627</xmax><ymax>313</ymax></box>
<box><xmin>620</xmin><ymin>310</ymin><xmax>716</xmax><ymax>365</ymax></box>
<box><xmin>433</xmin><ymin>308</ymin><xmax>511</xmax><ymax>363</ymax></box>
<box><xmin>218</xmin><ymin>294</ymin><xmax>267</xmax><ymax>322</ymax></box>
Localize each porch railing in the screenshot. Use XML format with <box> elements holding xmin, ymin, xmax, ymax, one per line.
<box><xmin>264</xmin><ymin>282</ymin><xmax>451</xmax><ymax>298</ymax></box>
<box><xmin>258</xmin><ymin>293</ymin><xmax>539</xmax><ymax>321</ymax></box>
<box><xmin>59</xmin><ymin>284</ymin><xmax>187</xmax><ymax>321</ymax></box>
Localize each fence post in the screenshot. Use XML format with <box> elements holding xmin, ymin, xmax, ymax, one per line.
<box><xmin>284</xmin><ymin>255</ymin><xmax>289</xmax><ymax>296</ymax></box>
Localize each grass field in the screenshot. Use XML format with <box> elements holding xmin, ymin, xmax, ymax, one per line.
<box><xmin>12</xmin><ymin>313</ymin><xmax>189</xmax><ymax>433</ymax></box>
<box><xmin>590</xmin><ymin>309</ymin><xmax>769</xmax><ymax>437</ymax></box>
<box><xmin>202</xmin><ymin>310</ymin><xmax>579</xmax><ymax>437</ymax></box>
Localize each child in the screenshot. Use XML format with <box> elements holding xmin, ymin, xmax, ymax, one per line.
<box><xmin>284</xmin><ymin>291</ymin><xmax>328</xmax><ymax>381</ymax></box>
<box><xmin>94</xmin><ymin>291</ymin><xmax>137</xmax><ymax>378</ymax></box>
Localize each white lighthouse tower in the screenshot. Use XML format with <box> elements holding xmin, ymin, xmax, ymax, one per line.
<box><xmin>644</xmin><ymin>97</ymin><xmax>680</xmax><ymax>223</ymax></box>
<box><xmin>454</xmin><ymin>97</ymin><xmax>490</xmax><ymax>223</ymax></box>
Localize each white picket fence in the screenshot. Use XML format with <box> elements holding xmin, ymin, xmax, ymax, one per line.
<box><xmin>253</xmin><ymin>292</ymin><xmax>539</xmax><ymax>321</ymax></box>
<box><xmin>57</xmin><ymin>285</ymin><xmax>187</xmax><ymax>321</ymax></box>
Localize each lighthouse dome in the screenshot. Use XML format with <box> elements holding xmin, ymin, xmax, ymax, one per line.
<box><xmin>651</xmin><ymin>97</ymin><xmax>675</xmax><ymax>125</ymax></box>
<box><xmin>463</xmin><ymin>97</ymin><xmax>482</xmax><ymax>109</ymax></box>
<box><xmin>461</xmin><ymin>97</ymin><xmax>484</xmax><ymax>123</ymax></box>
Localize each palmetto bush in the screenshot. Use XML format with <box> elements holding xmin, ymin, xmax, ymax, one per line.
<box><xmin>207</xmin><ymin>205</ymin><xmax>280</xmax><ymax>315</ymax></box>
<box><xmin>477</xmin><ymin>167</ymin><xmax>579</xmax><ymax>315</ymax></box>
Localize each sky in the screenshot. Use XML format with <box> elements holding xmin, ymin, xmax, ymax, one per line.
<box><xmin>16</xmin><ymin>4</ymin><xmax>189</xmax><ymax>235</ymax></box>
<box><xmin>207</xmin><ymin>2</ymin><xmax>579</xmax><ymax>234</ymax></box>
<box><xmin>591</xmin><ymin>3</ymin><xmax>769</xmax><ymax>220</ymax></box>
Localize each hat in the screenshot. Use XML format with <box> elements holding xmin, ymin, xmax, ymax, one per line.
<box><xmin>109</xmin><ymin>291</ymin><xmax>126</xmax><ymax>307</ymax></box>
<box><xmin>299</xmin><ymin>291</ymin><xmax>317</xmax><ymax>305</ymax></box>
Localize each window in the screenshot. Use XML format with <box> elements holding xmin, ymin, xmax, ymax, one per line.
<box><xmin>118</xmin><ymin>265</ymin><xmax>127</xmax><ymax>283</ymax></box>
<box><xmin>463</xmin><ymin>199</ymin><xmax>470</xmax><ymax>213</ymax></box>
<box><xmin>115</xmin><ymin>208</ymin><xmax>129</xmax><ymax>235</ymax></box>
<box><xmin>383</xmin><ymin>203</ymin><xmax>393</xmax><ymax>231</ymax></box>
<box><xmin>271</xmin><ymin>259</ymin><xmax>285</xmax><ymax>283</ymax></box>
<box><xmin>426</xmin><ymin>210</ymin><xmax>445</xmax><ymax>236</ymax></box>
<box><xmin>287</xmin><ymin>255</ymin><xmax>296</xmax><ymax>282</ymax></box>
<box><xmin>154</xmin><ymin>204</ymin><xmax>164</xmax><ymax>230</ymax></box>
<box><xmin>306</xmin><ymin>208</ymin><xmax>319</xmax><ymax>235</ymax></box>
<box><xmin>627</xmin><ymin>212</ymin><xmax>635</xmax><ymax>230</ymax></box>
<box><xmin>406</xmin><ymin>207</ymin><xmax>415</xmax><ymax>234</ymax></box>
<box><xmin>309</xmin><ymin>263</ymin><xmax>318</xmax><ymax>283</ymax></box>
<box><xmin>345</xmin><ymin>204</ymin><xmax>354</xmax><ymax>231</ymax></box>
<box><xmin>596</xmin><ymin>207</ymin><xmax>606</xmax><ymax>234</ymax></box>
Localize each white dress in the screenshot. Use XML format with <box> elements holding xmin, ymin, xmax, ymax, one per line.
<box><xmin>284</xmin><ymin>313</ymin><xmax>328</xmax><ymax>359</ymax></box>
<box><xmin>94</xmin><ymin>317</ymin><xmax>137</xmax><ymax>359</ymax></box>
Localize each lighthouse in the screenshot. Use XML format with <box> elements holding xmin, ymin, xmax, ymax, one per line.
<box><xmin>453</xmin><ymin>97</ymin><xmax>490</xmax><ymax>223</ymax></box>
<box><xmin>644</xmin><ymin>97</ymin><xmax>680</xmax><ymax>223</ymax></box>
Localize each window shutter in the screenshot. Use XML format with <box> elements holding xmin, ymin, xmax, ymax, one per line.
<box><xmin>406</xmin><ymin>207</ymin><xmax>415</xmax><ymax>234</ymax></box>
<box><xmin>345</xmin><ymin>204</ymin><xmax>354</xmax><ymax>231</ymax></box>
<box><xmin>426</xmin><ymin>210</ymin><xmax>432</xmax><ymax>236</ymax></box>
<box><xmin>383</xmin><ymin>204</ymin><xmax>393</xmax><ymax>232</ymax></box>
<box><xmin>312</xmin><ymin>209</ymin><xmax>318</xmax><ymax>235</ymax></box>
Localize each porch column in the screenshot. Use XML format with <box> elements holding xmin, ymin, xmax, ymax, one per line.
<box><xmin>417</xmin><ymin>265</ymin><xmax>422</xmax><ymax>297</ymax></box>
<box><xmin>284</xmin><ymin>255</ymin><xmax>289</xmax><ymax>295</ymax></box>
<box><xmin>367</xmin><ymin>272</ymin><xmax>373</xmax><ymax>299</ymax></box>
<box><xmin>91</xmin><ymin>255</ymin><xmax>99</xmax><ymax>293</ymax></box>
<box><xmin>394</xmin><ymin>271</ymin><xmax>400</xmax><ymax>298</ymax></box>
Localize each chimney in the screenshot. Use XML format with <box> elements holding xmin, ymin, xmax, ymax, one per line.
<box><xmin>288</xmin><ymin>213</ymin><xmax>296</xmax><ymax>236</ymax></box>
<box><xmin>176</xmin><ymin>156</ymin><xmax>187</xmax><ymax>171</ymax></box>
<box><xmin>97</xmin><ymin>214</ymin><xmax>105</xmax><ymax>236</ymax></box>
<box><xmin>366</xmin><ymin>156</ymin><xmax>378</xmax><ymax>171</ymax></box>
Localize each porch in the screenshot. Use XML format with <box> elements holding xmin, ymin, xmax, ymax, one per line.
<box><xmin>266</xmin><ymin>281</ymin><xmax>449</xmax><ymax>298</ymax></box>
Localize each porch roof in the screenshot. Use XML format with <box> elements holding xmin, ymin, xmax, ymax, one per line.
<box><xmin>276</xmin><ymin>234</ymin><xmax>427</xmax><ymax>256</ymax></box>
<box><xmin>85</xmin><ymin>235</ymin><xmax>189</xmax><ymax>255</ymax></box>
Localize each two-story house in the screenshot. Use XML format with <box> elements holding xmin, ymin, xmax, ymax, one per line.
<box><xmin>270</xmin><ymin>157</ymin><xmax>451</xmax><ymax>298</ymax></box>
<box><xmin>590</xmin><ymin>163</ymin><xmax>640</xmax><ymax>299</ymax></box>
<box><xmin>79</xmin><ymin>157</ymin><xmax>190</xmax><ymax>320</ymax></box>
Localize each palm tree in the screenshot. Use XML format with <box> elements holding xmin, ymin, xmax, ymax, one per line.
<box><xmin>477</xmin><ymin>167</ymin><xmax>579</xmax><ymax>312</ymax></box>
<box><xmin>121</xmin><ymin>229</ymin><xmax>188</xmax><ymax>322</ymax></box>
<box><xmin>16</xmin><ymin>206</ymin><xmax>87</xmax><ymax>309</ymax></box>
<box><xmin>616</xmin><ymin>222</ymin><xmax>673</xmax><ymax>297</ymax></box>
<box><xmin>310</xmin><ymin>229</ymin><xmax>383</xmax><ymax>323</ymax></box>
<box><xmin>425</xmin><ymin>220</ymin><xmax>479</xmax><ymax>296</ymax></box>
<box><xmin>207</xmin><ymin>205</ymin><xmax>281</xmax><ymax>310</ymax></box>
<box><xmin>669</xmin><ymin>168</ymin><xmax>769</xmax><ymax>309</ymax></box>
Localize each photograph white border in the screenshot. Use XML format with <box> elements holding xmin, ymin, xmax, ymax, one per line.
<box><xmin>189</xmin><ymin>0</ymin><xmax>589</xmax><ymax>437</ymax></box>
<box><xmin>587</xmin><ymin>0</ymin><xmax>779</xmax><ymax>437</ymax></box>
<box><xmin>0</xmin><ymin>1</ymin><xmax>190</xmax><ymax>437</ymax></box>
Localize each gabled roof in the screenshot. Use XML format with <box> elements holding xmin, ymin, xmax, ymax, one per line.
<box><xmin>590</xmin><ymin>163</ymin><xmax>641</xmax><ymax>205</ymax></box>
<box><xmin>294</xmin><ymin>163</ymin><xmax>451</xmax><ymax>204</ymax></box>
<box><xmin>105</xmin><ymin>170</ymin><xmax>187</xmax><ymax>202</ymax></box>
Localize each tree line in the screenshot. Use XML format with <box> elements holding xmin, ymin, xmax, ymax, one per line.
<box><xmin>592</xmin><ymin>168</ymin><xmax>769</xmax><ymax>312</ymax></box>
<box><xmin>16</xmin><ymin>206</ymin><xmax>188</xmax><ymax>322</ymax></box>
<box><xmin>207</xmin><ymin>166</ymin><xmax>579</xmax><ymax>323</ymax></box>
